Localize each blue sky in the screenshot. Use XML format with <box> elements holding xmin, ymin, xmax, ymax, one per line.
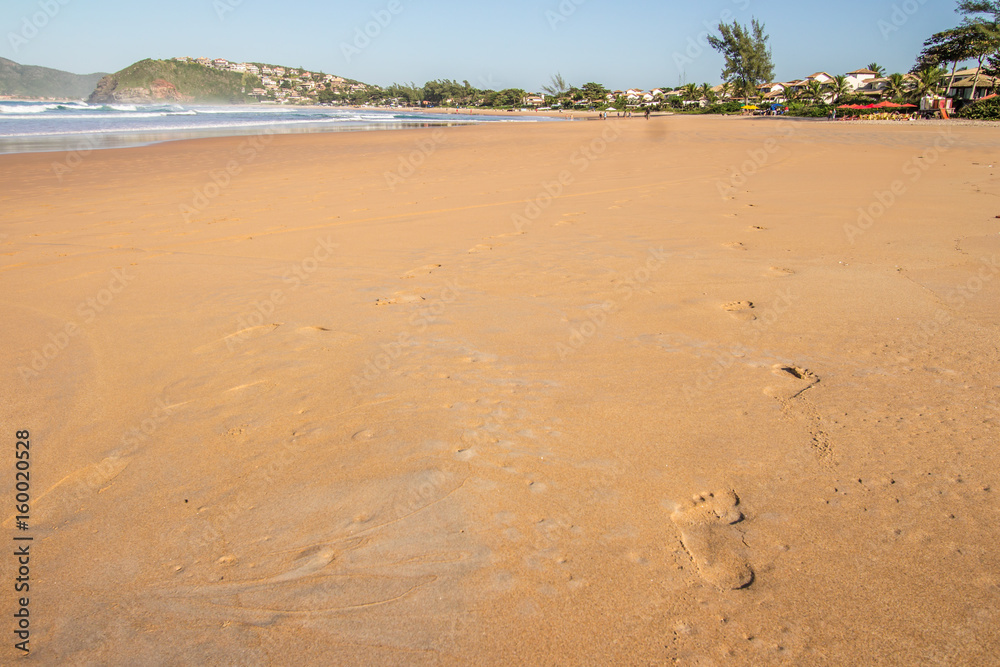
<box><xmin>2</xmin><ymin>0</ymin><xmax>972</xmax><ymax>91</ymax></box>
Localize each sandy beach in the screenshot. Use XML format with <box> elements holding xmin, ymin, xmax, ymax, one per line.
<box><xmin>2</xmin><ymin>115</ymin><xmax>999</xmax><ymax>664</ymax></box>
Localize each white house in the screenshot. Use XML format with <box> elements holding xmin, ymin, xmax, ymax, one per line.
<box><xmin>845</xmin><ymin>68</ymin><xmax>879</xmax><ymax>90</ymax></box>
<box><xmin>757</xmin><ymin>82</ymin><xmax>786</xmax><ymax>96</ymax></box>
<box><xmin>806</xmin><ymin>72</ymin><xmax>836</xmax><ymax>85</ymax></box>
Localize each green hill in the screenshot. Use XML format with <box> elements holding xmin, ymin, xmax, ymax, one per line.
<box><xmin>88</xmin><ymin>59</ymin><xmax>262</xmax><ymax>104</ymax></box>
<box><xmin>0</xmin><ymin>58</ymin><xmax>107</xmax><ymax>99</ymax></box>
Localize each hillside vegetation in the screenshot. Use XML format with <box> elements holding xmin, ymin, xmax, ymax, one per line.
<box><xmin>0</xmin><ymin>58</ymin><xmax>106</xmax><ymax>99</ymax></box>
<box><xmin>88</xmin><ymin>59</ymin><xmax>261</xmax><ymax>104</ymax></box>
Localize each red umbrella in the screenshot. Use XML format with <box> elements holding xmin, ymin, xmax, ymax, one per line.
<box><xmin>873</xmin><ymin>101</ymin><xmax>899</xmax><ymax>108</ymax></box>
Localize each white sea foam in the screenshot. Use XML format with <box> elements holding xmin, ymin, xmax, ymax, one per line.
<box><xmin>0</xmin><ymin>104</ymin><xmax>57</xmax><ymax>114</ymax></box>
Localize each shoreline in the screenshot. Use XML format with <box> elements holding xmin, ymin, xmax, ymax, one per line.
<box><xmin>5</xmin><ymin>99</ymin><xmax>996</xmax><ymax>157</ymax></box>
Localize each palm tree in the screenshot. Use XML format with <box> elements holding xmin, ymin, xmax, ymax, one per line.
<box><xmin>830</xmin><ymin>74</ymin><xmax>852</xmax><ymax>103</ymax></box>
<box><xmin>914</xmin><ymin>67</ymin><xmax>944</xmax><ymax>99</ymax></box>
<box><xmin>682</xmin><ymin>83</ymin><xmax>700</xmax><ymax>102</ymax></box>
<box><xmin>883</xmin><ymin>73</ymin><xmax>908</xmax><ymax>100</ymax></box>
<box><xmin>868</xmin><ymin>62</ymin><xmax>886</xmax><ymax>77</ymax></box>
<box><xmin>783</xmin><ymin>85</ymin><xmax>802</xmax><ymax>103</ymax></box>
<box><xmin>805</xmin><ymin>80</ymin><xmax>827</xmax><ymax>105</ymax></box>
<box><xmin>700</xmin><ymin>82</ymin><xmax>714</xmax><ymax>101</ymax></box>
<box><xmin>719</xmin><ymin>81</ymin><xmax>733</xmax><ymax>100</ymax></box>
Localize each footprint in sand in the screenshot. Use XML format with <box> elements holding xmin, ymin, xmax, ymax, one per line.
<box><xmin>194</xmin><ymin>324</ymin><xmax>281</xmax><ymax>354</ymax></box>
<box><xmin>722</xmin><ymin>301</ymin><xmax>756</xmax><ymax>321</ymax></box>
<box><xmin>468</xmin><ymin>244</ymin><xmax>492</xmax><ymax>253</ymax></box>
<box><xmin>670</xmin><ymin>490</ymin><xmax>753</xmax><ymax>590</ymax></box>
<box><xmin>725</xmin><ymin>241</ymin><xmax>747</xmax><ymax>251</ymax></box>
<box><xmin>768</xmin><ymin>266</ymin><xmax>795</xmax><ymax>277</ymax></box>
<box><xmin>401</xmin><ymin>264</ymin><xmax>441</xmax><ymax>279</ymax></box>
<box><xmin>375</xmin><ymin>294</ymin><xmax>425</xmax><ymax>306</ymax></box>
<box><xmin>764</xmin><ymin>364</ymin><xmax>819</xmax><ymax>401</ymax></box>
<box><xmin>764</xmin><ymin>365</ymin><xmax>833</xmax><ymax>462</ymax></box>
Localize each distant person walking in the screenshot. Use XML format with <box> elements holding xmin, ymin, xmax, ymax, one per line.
<box><xmin>644</xmin><ymin>109</ymin><xmax>650</xmax><ymax>120</ymax></box>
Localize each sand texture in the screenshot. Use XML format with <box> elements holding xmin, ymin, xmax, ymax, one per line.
<box><xmin>2</xmin><ymin>116</ymin><xmax>999</xmax><ymax>664</ymax></box>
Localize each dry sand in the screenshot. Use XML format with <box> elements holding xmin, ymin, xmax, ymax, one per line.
<box><xmin>2</xmin><ymin>115</ymin><xmax>999</xmax><ymax>664</ymax></box>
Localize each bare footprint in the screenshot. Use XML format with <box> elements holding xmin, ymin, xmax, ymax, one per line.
<box><xmin>375</xmin><ymin>294</ymin><xmax>425</xmax><ymax>306</ymax></box>
<box><xmin>670</xmin><ymin>490</ymin><xmax>753</xmax><ymax>590</ymax></box>
<box><xmin>401</xmin><ymin>264</ymin><xmax>441</xmax><ymax>278</ymax></box>
<box><xmin>768</xmin><ymin>266</ymin><xmax>795</xmax><ymax>277</ymax></box>
<box><xmin>725</xmin><ymin>242</ymin><xmax>747</xmax><ymax>251</ymax></box>
<box><xmin>764</xmin><ymin>364</ymin><xmax>819</xmax><ymax>400</ymax></box>
<box><xmin>722</xmin><ymin>301</ymin><xmax>756</xmax><ymax>321</ymax></box>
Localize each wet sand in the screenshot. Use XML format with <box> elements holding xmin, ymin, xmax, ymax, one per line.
<box><xmin>2</xmin><ymin>115</ymin><xmax>999</xmax><ymax>664</ymax></box>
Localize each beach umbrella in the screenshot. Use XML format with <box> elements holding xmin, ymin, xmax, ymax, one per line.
<box><xmin>741</xmin><ymin>105</ymin><xmax>758</xmax><ymax>110</ymax></box>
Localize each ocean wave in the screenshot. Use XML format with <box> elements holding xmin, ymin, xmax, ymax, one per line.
<box><xmin>0</xmin><ymin>104</ymin><xmax>57</xmax><ymax>114</ymax></box>
<box><xmin>190</xmin><ymin>106</ymin><xmax>300</xmax><ymax>114</ymax></box>
<box><xmin>108</xmin><ymin>104</ymin><xmax>138</xmax><ymax>112</ymax></box>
